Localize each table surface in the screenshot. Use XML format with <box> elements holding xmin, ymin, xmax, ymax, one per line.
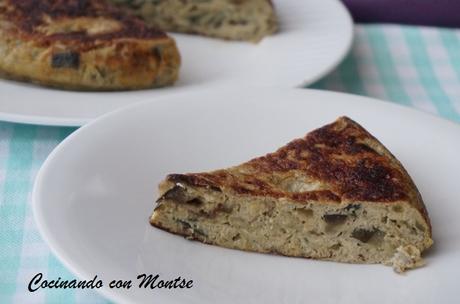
<box><xmin>1</xmin><ymin>24</ymin><xmax>460</xmax><ymax>303</ymax></box>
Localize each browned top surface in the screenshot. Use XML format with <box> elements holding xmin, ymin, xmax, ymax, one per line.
<box><xmin>247</xmin><ymin>117</ymin><xmax>408</xmax><ymax>202</ymax></box>
<box><xmin>1</xmin><ymin>0</ymin><xmax>167</xmax><ymax>46</ymax></box>
<box><xmin>167</xmin><ymin>117</ymin><xmax>427</xmax><ymax>212</ymax></box>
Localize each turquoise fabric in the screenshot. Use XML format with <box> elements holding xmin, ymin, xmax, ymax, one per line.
<box><xmin>1</xmin><ymin>25</ymin><xmax>460</xmax><ymax>303</ymax></box>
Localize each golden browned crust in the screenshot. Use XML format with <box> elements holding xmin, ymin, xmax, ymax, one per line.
<box><xmin>3</xmin><ymin>0</ymin><xmax>167</xmax><ymax>42</ymax></box>
<box><xmin>165</xmin><ymin>117</ymin><xmax>432</xmax><ymax>235</ymax></box>
<box><xmin>0</xmin><ymin>0</ymin><xmax>180</xmax><ymax>90</ymax></box>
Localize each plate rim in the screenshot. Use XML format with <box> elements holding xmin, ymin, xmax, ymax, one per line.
<box><xmin>32</xmin><ymin>87</ymin><xmax>460</xmax><ymax>303</ymax></box>
<box><xmin>295</xmin><ymin>0</ymin><xmax>353</xmax><ymax>88</ymax></box>
<box><xmin>0</xmin><ymin>112</ymin><xmax>88</xmax><ymax>127</ymax></box>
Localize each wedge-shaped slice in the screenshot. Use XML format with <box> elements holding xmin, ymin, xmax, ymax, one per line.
<box><xmin>110</xmin><ymin>0</ymin><xmax>278</xmax><ymax>42</ymax></box>
<box><xmin>0</xmin><ymin>0</ymin><xmax>180</xmax><ymax>90</ymax></box>
<box><xmin>151</xmin><ymin>117</ymin><xmax>433</xmax><ymax>272</ymax></box>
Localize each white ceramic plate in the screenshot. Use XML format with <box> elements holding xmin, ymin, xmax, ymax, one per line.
<box><xmin>33</xmin><ymin>88</ymin><xmax>460</xmax><ymax>304</ymax></box>
<box><xmin>0</xmin><ymin>0</ymin><xmax>352</xmax><ymax>126</ymax></box>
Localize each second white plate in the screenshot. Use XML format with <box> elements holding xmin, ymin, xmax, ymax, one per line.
<box><xmin>0</xmin><ymin>0</ymin><xmax>352</xmax><ymax>126</ymax></box>
<box><xmin>33</xmin><ymin>88</ymin><xmax>460</xmax><ymax>304</ymax></box>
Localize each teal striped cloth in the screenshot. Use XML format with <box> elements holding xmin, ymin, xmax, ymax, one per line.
<box><xmin>1</xmin><ymin>25</ymin><xmax>460</xmax><ymax>303</ymax></box>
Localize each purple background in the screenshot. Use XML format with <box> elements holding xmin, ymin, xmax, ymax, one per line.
<box><xmin>342</xmin><ymin>0</ymin><xmax>460</xmax><ymax>28</ymax></box>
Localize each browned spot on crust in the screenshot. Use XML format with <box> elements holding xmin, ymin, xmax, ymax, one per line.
<box><xmin>167</xmin><ymin>174</ymin><xmax>222</xmax><ymax>192</ymax></box>
<box><xmin>291</xmin><ymin>191</ymin><xmax>341</xmax><ymax>202</ymax></box>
